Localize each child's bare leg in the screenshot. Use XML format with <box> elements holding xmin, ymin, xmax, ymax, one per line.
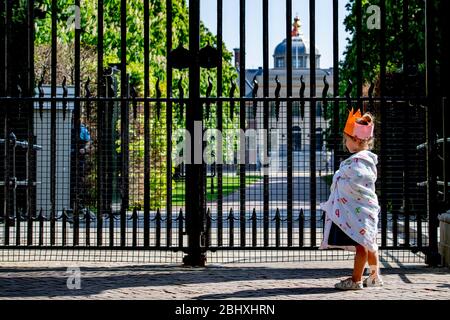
<box><xmin>352</xmin><ymin>245</ymin><xmax>368</xmax><ymax>282</ymax></box>
<box><xmin>367</xmin><ymin>250</ymin><xmax>380</xmax><ymax>276</ymax></box>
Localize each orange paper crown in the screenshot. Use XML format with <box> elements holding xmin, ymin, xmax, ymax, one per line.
<box><xmin>344</xmin><ymin>108</ymin><xmax>374</xmax><ymax>140</ymax></box>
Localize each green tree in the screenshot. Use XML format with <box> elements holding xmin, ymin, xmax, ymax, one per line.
<box><xmin>33</xmin><ymin>0</ymin><xmax>238</xmax><ymax>209</ymax></box>
<box><xmin>323</xmin><ymin>0</ymin><xmax>428</xmax><ymax>152</ymax></box>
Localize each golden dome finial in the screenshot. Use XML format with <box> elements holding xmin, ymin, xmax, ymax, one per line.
<box><xmin>292</xmin><ymin>16</ymin><xmax>302</xmax><ymax>37</ymax></box>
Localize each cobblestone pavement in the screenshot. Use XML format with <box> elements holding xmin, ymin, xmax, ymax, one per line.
<box><xmin>0</xmin><ymin>260</ymin><xmax>449</xmax><ymax>300</ymax></box>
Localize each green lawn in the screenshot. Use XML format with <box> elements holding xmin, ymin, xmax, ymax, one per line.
<box><xmin>172</xmin><ymin>175</ymin><xmax>262</xmax><ymax>205</ymax></box>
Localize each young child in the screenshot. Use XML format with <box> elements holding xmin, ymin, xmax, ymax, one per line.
<box><xmin>319</xmin><ymin>108</ymin><xmax>383</xmax><ymax>290</ymax></box>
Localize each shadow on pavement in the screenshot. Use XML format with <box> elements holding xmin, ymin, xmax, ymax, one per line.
<box><xmin>0</xmin><ymin>264</ymin><xmax>444</xmax><ymax>298</ymax></box>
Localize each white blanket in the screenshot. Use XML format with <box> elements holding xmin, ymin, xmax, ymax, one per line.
<box><xmin>319</xmin><ymin>150</ymin><xmax>380</xmax><ymax>252</ymax></box>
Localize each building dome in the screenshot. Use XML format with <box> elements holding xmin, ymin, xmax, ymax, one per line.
<box><xmin>273</xmin><ymin>16</ymin><xmax>321</xmax><ymax>69</ymax></box>
<box><xmin>274</xmin><ymin>38</ymin><xmax>307</xmax><ymax>56</ymax></box>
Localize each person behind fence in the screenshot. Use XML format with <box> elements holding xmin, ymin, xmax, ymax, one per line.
<box><xmin>319</xmin><ymin>109</ymin><xmax>383</xmax><ymax>290</ymax></box>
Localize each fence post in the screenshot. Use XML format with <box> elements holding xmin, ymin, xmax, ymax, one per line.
<box><xmin>183</xmin><ymin>0</ymin><xmax>206</xmax><ymax>267</ymax></box>
<box><xmin>424</xmin><ymin>0</ymin><xmax>441</xmax><ymax>266</ymax></box>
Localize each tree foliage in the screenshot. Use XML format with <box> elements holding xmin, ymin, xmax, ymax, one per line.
<box><xmin>32</xmin><ymin>0</ymin><xmax>238</xmax><ymax>209</ymax></box>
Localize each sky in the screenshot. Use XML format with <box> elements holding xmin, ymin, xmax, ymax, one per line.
<box><xmin>199</xmin><ymin>0</ymin><xmax>352</xmax><ymax>69</ymax></box>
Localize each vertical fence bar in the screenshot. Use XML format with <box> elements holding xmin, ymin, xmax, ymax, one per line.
<box><xmin>216</xmin><ymin>0</ymin><xmax>223</xmax><ymax>249</ymax></box>
<box><xmin>3</xmin><ymin>0</ymin><xmax>11</xmax><ymax>246</ymax></box>
<box><xmin>229</xmin><ymin>209</ymin><xmax>234</xmax><ymax>247</ymax></box>
<box><xmin>132</xmin><ymin>208</ymin><xmax>137</xmax><ymax>247</ymax></box>
<box><xmin>178</xmin><ymin>209</ymin><xmax>184</xmax><ymax>248</ymax></box>
<box><xmin>26</xmin><ymin>0</ymin><xmax>35</xmax><ymax>246</ymax></box>
<box><xmin>50</xmin><ymin>0</ymin><xmax>57</xmax><ymax>246</ymax></box>
<box><xmin>251</xmin><ymin>208</ymin><xmax>257</xmax><ymax>246</ymax></box>
<box><xmin>120</xmin><ymin>0</ymin><xmax>129</xmax><ymax>247</ymax></box>
<box><xmin>185</xmin><ymin>0</ymin><xmax>205</xmax><ymax>265</ymax></box>
<box><xmin>239</xmin><ymin>0</ymin><xmax>246</xmax><ymax>248</ymax></box>
<box><xmin>393</xmin><ymin>212</ymin><xmax>398</xmax><ymax>246</ymax></box>
<box><xmin>332</xmin><ymin>0</ymin><xmax>339</xmax><ymax>171</ymax></box>
<box><xmin>12</xmin><ymin>136</ymin><xmax>19</xmax><ymax>245</ymax></box>
<box><xmin>156</xmin><ymin>209</ymin><xmax>161</xmax><ymax>247</ymax></box>
<box><xmin>205</xmin><ymin>209</ymin><xmax>211</xmax><ymax>248</ymax></box>
<box><xmin>85</xmin><ymin>207</ymin><xmax>90</xmax><ymax>246</ymax></box>
<box><xmin>286</xmin><ymin>0</ymin><xmax>293</xmax><ymax>247</ymax></box>
<box><xmin>109</xmin><ymin>206</ymin><xmax>114</xmax><ymax>246</ymax></box>
<box><xmin>417</xmin><ymin>211</ymin><xmax>422</xmax><ymax>248</ymax></box>
<box><xmin>166</xmin><ymin>0</ymin><xmax>173</xmax><ymax>251</ymax></box>
<box><xmin>62</xmin><ymin>209</ymin><xmax>67</xmax><ymax>246</ymax></box>
<box><xmin>275</xmin><ymin>208</ymin><xmax>280</xmax><ymax>247</ymax></box>
<box><xmin>425</xmin><ymin>0</ymin><xmax>439</xmax><ymax>265</ymax></box>
<box><xmin>402</xmin><ymin>0</ymin><xmax>410</xmax><ymax>247</ymax></box>
<box><xmin>380</xmin><ymin>0</ymin><xmax>387</xmax><ymax>248</ymax></box>
<box><xmin>38</xmin><ymin>210</ymin><xmax>44</xmax><ymax>245</ymax></box>
<box><xmin>299</xmin><ymin>209</ymin><xmax>304</xmax><ymax>247</ymax></box>
<box><xmin>443</xmin><ymin>98</ymin><xmax>448</xmax><ymax>205</ymax></box>
<box><xmin>309</xmin><ymin>0</ymin><xmax>317</xmax><ymax>247</ymax></box>
<box><xmin>262</xmin><ymin>0</ymin><xmax>269</xmax><ymax>248</ymax></box>
<box><xmin>73</xmin><ymin>0</ymin><xmax>81</xmax><ymax>246</ymax></box>
<box><xmin>355</xmin><ymin>0</ymin><xmax>362</xmax><ymax>98</ymax></box>
<box><xmin>96</xmin><ymin>0</ymin><xmax>104</xmax><ymax>246</ymax></box>
<box><xmin>143</xmin><ymin>0</ymin><xmax>150</xmax><ymax>248</ymax></box>
<box><xmin>0</xmin><ymin>0</ymin><xmax>5</xmax><ymax>95</ymax></box>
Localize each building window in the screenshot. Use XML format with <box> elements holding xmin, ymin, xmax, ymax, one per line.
<box><xmin>275</xmin><ymin>57</ymin><xmax>285</xmax><ymax>68</ymax></box>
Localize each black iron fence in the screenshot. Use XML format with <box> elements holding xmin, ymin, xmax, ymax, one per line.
<box><xmin>0</xmin><ymin>0</ymin><xmax>447</xmax><ymax>266</ymax></box>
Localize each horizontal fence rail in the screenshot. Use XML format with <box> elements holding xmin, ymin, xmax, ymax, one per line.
<box><xmin>0</xmin><ymin>94</ymin><xmax>431</xmax><ymax>253</ymax></box>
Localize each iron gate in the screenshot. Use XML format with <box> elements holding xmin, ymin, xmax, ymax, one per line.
<box><xmin>0</xmin><ymin>0</ymin><xmax>445</xmax><ymax>266</ymax></box>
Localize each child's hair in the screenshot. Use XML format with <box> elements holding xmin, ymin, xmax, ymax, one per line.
<box><xmin>342</xmin><ymin>112</ymin><xmax>375</xmax><ymax>151</ymax></box>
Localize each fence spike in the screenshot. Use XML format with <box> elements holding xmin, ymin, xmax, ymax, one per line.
<box><xmin>131</xmin><ymin>84</ymin><xmax>138</xmax><ymax>120</ymax></box>
<box><xmin>178</xmin><ymin>208</ymin><xmax>184</xmax><ymax>247</ymax></box>
<box><xmin>177</xmin><ymin>76</ymin><xmax>184</xmax><ymax>120</ymax></box>
<box><xmin>38</xmin><ymin>75</ymin><xmax>45</xmax><ymax>121</ymax></box>
<box><xmin>156</xmin><ymin>208</ymin><xmax>162</xmax><ymax>221</ymax></box>
<box><xmin>156</xmin><ymin>77</ymin><xmax>162</xmax><ymax>120</ymax></box>
<box><xmin>251</xmin><ymin>208</ymin><xmax>257</xmax><ymax>221</ymax></box>
<box><xmin>275</xmin><ymin>208</ymin><xmax>281</xmax><ymax>247</ymax></box>
<box><xmin>345</xmin><ymin>79</ymin><xmax>353</xmax><ymax>109</ymax></box>
<box><xmin>16</xmin><ymin>75</ymin><xmax>23</xmax><ymax>118</ymax></box>
<box><xmin>62</xmin><ymin>76</ymin><xmax>68</xmax><ymax>121</ymax></box>
<box><xmin>299</xmin><ymin>75</ymin><xmax>305</xmax><ymax>120</ymax></box>
<box><xmin>84</xmin><ymin>77</ymin><xmax>91</xmax><ymax>120</ymax></box>
<box><xmin>205</xmin><ymin>76</ymin><xmax>213</xmax><ymax>119</ymax></box>
<box><xmin>252</xmin><ymin>208</ymin><xmax>257</xmax><ymax>246</ymax></box>
<box><xmin>274</xmin><ymin>208</ymin><xmax>281</xmax><ymax>221</ymax></box>
<box><xmin>322</xmin><ymin>75</ymin><xmax>329</xmax><ymax>120</ymax></box>
<box><xmin>228</xmin><ymin>208</ymin><xmax>234</xmax><ymax>220</ymax></box>
<box><xmin>252</xmin><ymin>76</ymin><xmax>258</xmax><ymax>118</ymax></box>
<box><xmin>229</xmin><ymin>78</ymin><xmax>236</xmax><ymax>120</ymax></box>
<box><xmin>368</xmin><ymin>81</ymin><xmax>375</xmax><ymax>112</ymax></box>
<box><xmin>274</xmin><ymin>75</ymin><xmax>281</xmax><ymax>122</ymax></box>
